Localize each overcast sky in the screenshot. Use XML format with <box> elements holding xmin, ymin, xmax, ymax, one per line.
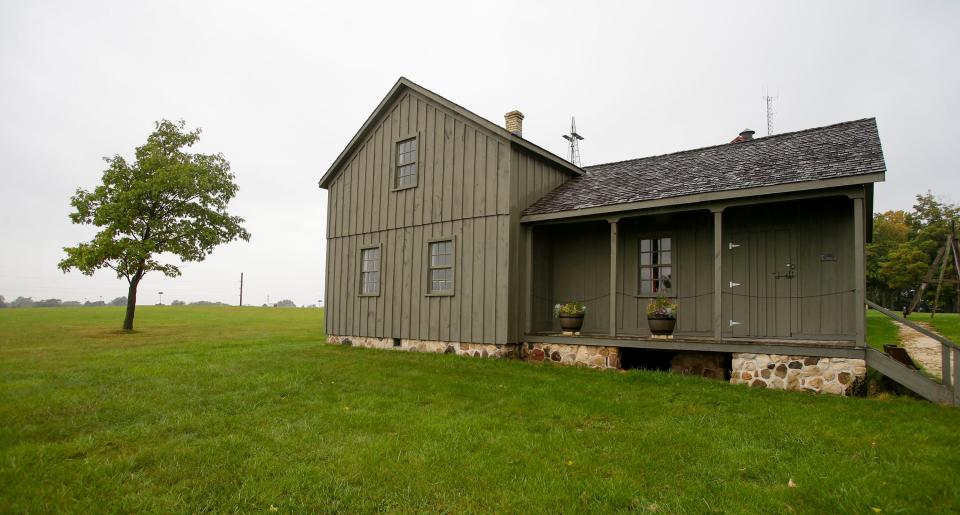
<box><xmin>1</xmin><ymin>1</ymin><xmax>958</xmax><ymax>307</ymax></box>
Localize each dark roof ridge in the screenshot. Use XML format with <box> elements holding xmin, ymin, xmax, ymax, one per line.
<box><xmin>584</xmin><ymin>117</ymin><xmax>878</xmax><ymax>172</ymax></box>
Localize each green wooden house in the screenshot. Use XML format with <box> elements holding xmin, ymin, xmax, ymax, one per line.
<box><xmin>319</xmin><ymin>77</ymin><xmax>907</xmax><ymax>397</ymax></box>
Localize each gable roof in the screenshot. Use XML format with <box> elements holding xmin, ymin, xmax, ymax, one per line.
<box><xmin>318</xmin><ymin>77</ymin><xmax>583</xmax><ymax>189</ymax></box>
<box><xmin>522</xmin><ymin>118</ymin><xmax>886</xmax><ymax>218</ymax></box>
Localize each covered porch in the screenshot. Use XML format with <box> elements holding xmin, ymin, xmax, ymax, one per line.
<box><xmin>521</xmin><ymin>188</ymin><xmax>869</xmax><ymax>356</ymax></box>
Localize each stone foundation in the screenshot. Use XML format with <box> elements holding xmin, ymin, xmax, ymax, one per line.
<box><xmin>329</xmin><ymin>336</ymin><xmax>865</xmax><ymax>397</ymax></box>
<box><xmin>730</xmin><ymin>353</ymin><xmax>867</xmax><ymax>395</ymax></box>
<box><xmin>524</xmin><ymin>342</ymin><xmax>620</xmax><ymax>369</ymax></box>
<box><xmin>327</xmin><ymin>335</ymin><xmax>519</xmax><ymax>358</ymax></box>
<box><xmin>670</xmin><ymin>351</ymin><xmax>728</xmax><ymax>380</ymax></box>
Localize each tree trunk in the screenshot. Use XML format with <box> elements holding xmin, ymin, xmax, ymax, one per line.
<box><xmin>123</xmin><ymin>275</ymin><xmax>141</xmax><ymax>331</ymax></box>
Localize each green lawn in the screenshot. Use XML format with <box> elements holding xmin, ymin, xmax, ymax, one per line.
<box><xmin>867</xmin><ymin>308</ymin><xmax>960</xmax><ymax>348</ymax></box>
<box><xmin>2</xmin><ymin>307</ymin><xmax>959</xmax><ymax>513</ymax></box>
<box><xmin>908</xmin><ymin>312</ymin><xmax>960</xmax><ymax>343</ymax></box>
<box><xmin>867</xmin><ymin>309</ymin><xmax>901</xmax><ymax>351</ymax></box>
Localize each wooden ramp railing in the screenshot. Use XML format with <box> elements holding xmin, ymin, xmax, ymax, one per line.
<box><xmin>866</xmin><ymin>300</ymin><xmax>960</xmax><ymax>406</ymax></box>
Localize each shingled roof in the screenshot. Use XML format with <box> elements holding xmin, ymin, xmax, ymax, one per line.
<box><xmin>523</xmin><ymin>118</ymin><xmax>886</xmax><ymax>216</ymax></box>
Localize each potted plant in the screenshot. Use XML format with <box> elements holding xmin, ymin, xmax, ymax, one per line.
<box><xmin>554</xmin><ymin>302</ymin><xmax>586</xmax><ymax>334</ymax></box>
<box><xmin>646</xmin><ymin>296</ymin><xmax>677</xmax><ymax>336</ymax></box>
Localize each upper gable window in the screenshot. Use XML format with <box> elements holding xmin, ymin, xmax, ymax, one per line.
<box><xmin>395</xmin><ymin>137</ymin><xmax>417</xmax><ymax>190</ymax></box>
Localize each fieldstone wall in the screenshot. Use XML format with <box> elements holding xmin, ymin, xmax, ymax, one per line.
<box><xmin>524</xmin><ymin>342</ymin><xmax>620</xmax><ymax>369</ymax></box>
<box><xmin>730</xmin><ymin>353</ymin><xmax>866</xmax><ymax>395</ymax></box>
<box><xmin>327</xmin><ymin>335</ymin><xmax>519</xmax><ymax>358</ymax></box>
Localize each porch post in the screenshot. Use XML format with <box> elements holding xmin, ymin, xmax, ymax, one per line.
<box><xmin>524</xmin><ymin>225</ymin><xmax>533</xmax><ymax>336</ymax></box>
<box><xmin>609</xmin><ymin>219</ymin><xmax>619</xmax><ymax>337</ymax></box>
<box><xmin>712</xmin><ymin>208</ymin><xmax>723</xmax><ymax>341</ymax></box>
<box><xmin>853</xmin><ymin>196</ymin><xmax>866</xmax><ymax>347</ymax></box>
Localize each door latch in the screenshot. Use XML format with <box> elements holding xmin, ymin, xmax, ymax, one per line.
<box><xmin>729</xmin><ymin>281</ymin><xmax>740</xmax><ymax>288</ymax></box>
<box><xmin>728</xmin><ymin>242</ymin><xmax>740</xmax><ymax>250</ymax></box>
<box><xmin>729</xmin><ymin>320</ymin><xmax>741</xmax><ymax>327</ymax></box>
<box><xmin>771</xmin><ymin>262</ymin><xmax>797</xmax><ymax>279</ymax></box>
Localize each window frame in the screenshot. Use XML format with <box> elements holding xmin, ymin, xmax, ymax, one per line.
<box><xmin>358</xmin><ymin>244</ymin><xmax>382</xmax><ymax>297</ymax></box>
<box><xmin>392</xmin><ymin>133</ymin><xmax>419</xmax><ymax>192</ymax></box>
<box><xmin>425</xmin><ymin>236</ymin><xmax>456</xmax><ymax>297</ymax></box>
<box><xmin>636</xmin><ymin>234</ymin><xmax>674</xmax><ymax>297</ymax></box>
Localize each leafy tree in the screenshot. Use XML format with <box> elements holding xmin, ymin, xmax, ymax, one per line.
<box><xmin>170</xmin><ymin>299</ymin><xmax>185</xmax><ymax>306</ymax></box>
<box><xmin>868</xmin><ymin>193</ymin><xmax>960</xmax><ymax>311</ymax></box>
<box><xmin>275</xmin><ymin>299</ymin><xmax>296</xmax><ymax>308</ymax></box>
<box><xmin>109</xmin><ymin>296</ymin><xmax>127</xmax><ymax>306</ymax></box>
<box><xmin>0</xmin><ymin>295</ymin><xmax>5</xmax><ymax>308</ymax></box>
<box><xmin>33</xmin><ymin>299</ymin><xmax>63</xmax><ymax>308</ymax></box>
<box><xmin>10</xmin><ymin>297</ymin><xmax>34</xmax><ymax>308</ymax></box>
<box><xmin>84</xmin><ymin>300</ymin><xmax>107</xmax><ymax>307</ymax></box>
<box><xmin>58</xmin><ymin>120</ymin><xmax>251</xmax><ymax>330</ymax></box>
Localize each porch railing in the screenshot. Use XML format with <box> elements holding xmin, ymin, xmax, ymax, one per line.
<box><xmin>866</xmin><ymin>299</ymin><xmax>960</xmax><ymax>405</ymax></box>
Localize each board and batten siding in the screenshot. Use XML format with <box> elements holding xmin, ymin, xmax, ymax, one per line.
<box><xmin>529</xmin><ymin>197</ymin><xmax>856</xmax><ymax>340</ymax></box>
<box><xmin>324</xmin><ymin>91</ymin><xmax>576</xmax><ymax>344</ymax></box>
<box><xmin>508</xmin><ymin>149</ymin><xmax>576</xmax><ymax>342</ymax></box>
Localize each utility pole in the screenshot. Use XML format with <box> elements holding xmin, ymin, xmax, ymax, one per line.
<box><xmin>239</xmin><ymin>272</ymin><xmax>244</xmax><ymax>307</ymax></box>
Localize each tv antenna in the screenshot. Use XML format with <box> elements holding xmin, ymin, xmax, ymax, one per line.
<box><xmin>562</xmin><ymin>117</ymin><xmax>584</xmax><ymax>166</ymax></box>
<box><xmin>764</xmin><ymin>88</ymin><xmax>778</xmax><ymax>136</ymax></box>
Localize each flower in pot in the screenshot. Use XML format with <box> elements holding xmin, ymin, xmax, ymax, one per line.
<box><xmin>554</xmin><ymin>302</ymin><xmax>586</xmax><ymax>334</ymax></box>
<box><xmin>646</xmin><ymin>296</ymin><xmax>677</xmax><ymax>336</ymax></box>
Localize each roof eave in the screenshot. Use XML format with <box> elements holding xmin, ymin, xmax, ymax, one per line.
<box><xmin>520</xmin><ymin>172</ymin><xmax>885</xmax><ymax>223</ymax></box>
<box><xmin>319</xmin><ymin>77</ymin><xmax>583</xmax><ymax>189</ymax></box>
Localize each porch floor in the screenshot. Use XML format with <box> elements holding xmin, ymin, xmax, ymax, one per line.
<box><xmin>525</xmin><ymin>332</ymin><xmax>864</xmax><ymax>359</ymax></box>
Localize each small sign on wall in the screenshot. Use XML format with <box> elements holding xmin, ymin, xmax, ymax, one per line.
<box><xmin>820</xmin><ymin>253</ymin><xmax>838</xmax><ymax>262</ymax></box>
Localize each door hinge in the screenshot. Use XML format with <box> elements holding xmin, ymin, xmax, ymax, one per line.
<box><xmin>728</xmin><ymin>242</ymin><xmax>741</xmax><ymax>250</ymax></box>
<box><xmin>729</xmin><ymin>320</ymin><xmax>741</xmax><ymax>327</ymax></box>
<box><xmin>729</xmin><ymin>281</ymin><xmax>741</xmax><ymax>288</ymax></box>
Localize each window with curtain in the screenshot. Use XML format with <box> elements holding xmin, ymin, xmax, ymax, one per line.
<box><xmin>639</xmin><ymin>237</ymin><xmax>672</xmax><ymax>294</ymax></box>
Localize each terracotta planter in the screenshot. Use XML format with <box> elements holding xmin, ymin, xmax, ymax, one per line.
<box><xmin>647</xmin><ymin>317</ymin><xmax>676</xmax><ymax>336</ymax></box>
<box><xmin>558</xmin><ymin>314</ymin><xmax>584</xmax><ymax>333</ymax></box>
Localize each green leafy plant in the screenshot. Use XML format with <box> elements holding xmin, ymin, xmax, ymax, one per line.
<box><xmin>646</xmin><ymin>296</ymin><xmax>677</xmax><ymax>319</ymax></box>
<box><xmin>554</xmin><ymin>302</ymin><xmax>586</xmax><ymax>317</ymax></box>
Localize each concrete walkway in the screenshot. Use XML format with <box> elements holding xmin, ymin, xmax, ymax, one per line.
<box><xmin>895</xmin><ymin>321</ymin><xmax>943</xmax><ymax>377</ymax></box>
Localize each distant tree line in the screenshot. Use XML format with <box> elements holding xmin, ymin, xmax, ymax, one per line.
<box><xmin>0</xmin><ymin>296</ymin><xmax>128</xmax><ymax>308</ymax></box>
<box><xmin>868</xmin><ymin>193</ymin><xmax>959</xmax><ymax>311</ymax></box>
<box><xmin>0</xmin><ymin>296</ymin><xmax>312</xmax><ymax>308</ymax></box>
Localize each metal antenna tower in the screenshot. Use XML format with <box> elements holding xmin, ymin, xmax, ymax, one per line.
<box><xmin>562</xmin><ymin>117</ymin><xmax>584</xmax><ymax>166</ymax></box>
<box><xmin>764</xmin><ymin>88</ymin><xmax>778</xmax><ymax>136</ymax></box>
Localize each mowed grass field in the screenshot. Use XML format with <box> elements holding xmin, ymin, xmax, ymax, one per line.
<box><xmin>2</xmin><ymin>307</ymin><xmax>960</xmax><ymax>513</ymax></box>
<box><xmin>866</xmin><ymin>309</ymin><xmax>960</xmax><ymax>351</ymax></box>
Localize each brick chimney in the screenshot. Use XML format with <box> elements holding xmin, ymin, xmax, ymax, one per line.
<box><xmin>730</xmin><ymin>128</ymin><xmax>755</xmax><ymax>144</ymax></box>
<box><xmin>504</xmin><ymin>110</ymin><xmax>524</xmax><ymax>137</ymax></box>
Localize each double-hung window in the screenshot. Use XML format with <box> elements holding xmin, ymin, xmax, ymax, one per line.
<box><xmin>639</xmin><ymin>237</ymin><xmax>672</xmax><ymax>294</ymax></box>
<box><xmin>359</xmin><ymin>246</ymin><xmax>380</xmax><ymax>296</ymax></box>
<box><xmin>395</xmin><ymin>137</ymin><xmax>417</xmax><ymax>189</ymax></box>
<box><xmin>427</xmin><ymin>239</ymin><xmax>454</xmax><ymax>295</ymax></box>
